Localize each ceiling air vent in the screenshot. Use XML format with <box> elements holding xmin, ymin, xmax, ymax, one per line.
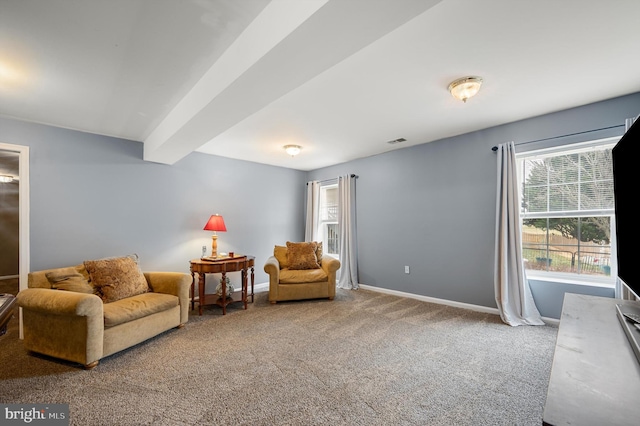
<box><xmin>387</xmin><ymin>138</ymin><xmax>406</xmax><ymax>145</ymax></box>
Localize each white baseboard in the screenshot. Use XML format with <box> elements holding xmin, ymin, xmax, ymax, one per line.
<box><xmin>359</xmin><ymin>284</ymin><xmax>500</xmax><ymax>315</ymax></box>
<box><xmin>253</xmin><ymin>282</ymin><xmax>269</xmax><ymax>293</ymax></box>
<box><xmin>252</xmin><ymin>281</ymin><xmax>559</xmax><ymax>326</ymax></box>
<box><xmin>358</xmin><ymin>284</ymin><xmax>560</xmax><ymax>326</ymax></box>
<box><xmin>542</xmin><ymin>317</ymin><xmax>560</xmax><ymax>326</ymax></box>
<box><xmin>0</xmin><ymin>275</ymin><xmax>19</xmax><ymax>281</ymax></box>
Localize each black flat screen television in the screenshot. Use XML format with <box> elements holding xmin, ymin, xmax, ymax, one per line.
<box><xmin>613</xmin><ymin>117</ymin><xmax>640</xmax><ymax>299</ymax></box>
<box><xmin>612</xmin><ymin>116</ymin><xmax>640</xmax><ymax>364</ymax></box>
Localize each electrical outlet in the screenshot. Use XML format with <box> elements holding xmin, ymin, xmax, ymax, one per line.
<box><xmin>202</xmin><ymin>245</ymin><xmax>207</xmax><ymax>256</ymax></box>
<box><xmin>404</xmin><ymin>265</ymin><xmax>410</xmax><ymax>274</ymax></box>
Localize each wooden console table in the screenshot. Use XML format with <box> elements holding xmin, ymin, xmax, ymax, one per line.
<box><xmin>189</xmin><ymin>255</ymin><xmax>255</xmax><ymax>315</ymax></box>
<box><xmin>543</xmin><ymin>293</ymin><xmax>640</xmax><ymax>425</ymax></box>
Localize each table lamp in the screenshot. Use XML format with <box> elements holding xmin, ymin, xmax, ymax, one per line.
<box><xmin>203</xmin><ymin>214</ymin><xmax>226</xmax><ymax>258</ymax></box>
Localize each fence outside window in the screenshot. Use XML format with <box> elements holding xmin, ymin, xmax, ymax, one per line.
<box><xmin>522</xmin><ymin>226</ymin><xmax>611</xmax><ymax>276</ymax></box>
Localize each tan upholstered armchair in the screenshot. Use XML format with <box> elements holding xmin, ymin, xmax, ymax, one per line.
<box><xmin>264</xmin><ymin>242</ymin><xmax>340</xmax><ymax>304</ymax></box>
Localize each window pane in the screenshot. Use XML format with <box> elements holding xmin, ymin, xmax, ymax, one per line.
<box><xmin>549</xmin><ymin>183</ymin><xmax>578</xmax><ymax>211</ymax></box>
<box><xmin>548</xmin><ymin>154</ymin><xmax>578</xmax><ymax>186</ymax></box>
<box><xmin>524</xmin><ymin>159</ymin><xmax>547</xmax><ymax>185</ymax></box>
<box><xmin>522</xmin><ymin>222</ymin><xmax>550</xmax><ymax>271</ymax></box>
<box><xmin>523</xmin><ymin>184</ymin><xmax>547</xmax><ymax>213</ymax></box>
<box><xmin>579</xmin><ymin>150</ymin><xmax>614</xmax><ymax>210</ymax></box>
<box><xmin>522</xmin><ymin>217</ymin><xmax>611</xmax><ymax>276</ymax></box>
<box><xmin>578</xmin><ymin>216</ymin><xmax>611</xmax><ymax>276</ymax></box>
<box><xmin>580</xmin><ymin>180</ymin><xmax>614</xmax><ymax>210</ymax></box>
<box><xmin>326</xmin><ymin>223</ymin><xmax>339</xmax><ymax>255</ymax></box>
<box><xmin>320</xmin><ymin>187</ymin><xmax>338</xmax><ymax>221</ymax></box>
<box><xmin>580</xmin><ymin>149</ymin><xmax>612</xmax><ymax>181</ymax></box>
<box><xmin>521</xmin><ymin>147</ymin><xmax>613</xmax><ymax>214</ymax></box>
<box><xmin>318</xmin><ymin>184</ymin><xmax>339</xmax><ymax>255</ymax></box>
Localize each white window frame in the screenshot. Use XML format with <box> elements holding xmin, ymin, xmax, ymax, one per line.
<box><xmin>516</xmin><ymin>137</ymin><xmax>618</xmax><ymax>287</ymax></box>
<box><xmin>318</xmin><ymin>183</ymin><xmax>339</xmax><ymax>257</ymax></box>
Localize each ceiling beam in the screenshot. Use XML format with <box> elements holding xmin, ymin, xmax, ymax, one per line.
<box><xmin>143</xmin><ymin>0</ymin><xmax>441</xmax><ymax>165</ymax></box>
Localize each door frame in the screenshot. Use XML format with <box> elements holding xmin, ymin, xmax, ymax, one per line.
<box><xmin>0</xmin><ymin>142</ymin><xmax>29</xmax><ymax>338</ymax></box>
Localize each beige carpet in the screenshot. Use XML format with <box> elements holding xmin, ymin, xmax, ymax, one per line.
<box><xmin>0</xmin><ymin>287</ymin><xmax>558</xmax><ymax>425</ymax></box>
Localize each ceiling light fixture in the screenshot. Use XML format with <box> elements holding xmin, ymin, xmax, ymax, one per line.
<box><xmin>284</xmin><ymin>145</ymin><xmax>302</xmax><ymax>156</ymax></box>
<box><xmin>0</xmin><ymin>175</ymin><xmax>14</xmax><ymax>183</ymax></box>
<box><xmin>448</xmin><ymin>76</ymin><xmax>483</xmax><ymax>103</ymax></box>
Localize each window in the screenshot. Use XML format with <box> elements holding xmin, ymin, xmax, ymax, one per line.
<box><xmin>318</xmin><ymin>184</ymin><xmax>339</xmax><ymax>256</ymax></box>
<box><xmin>518</xmin><ymin>138</ymin><xmax>617</xmax><ymax>281</ymax></box>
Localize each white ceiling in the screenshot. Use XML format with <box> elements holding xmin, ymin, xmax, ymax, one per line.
<box><xmin>1</xmin><ymin>0</ymin><xmax>640</xmax><ymax>171</ymax></box>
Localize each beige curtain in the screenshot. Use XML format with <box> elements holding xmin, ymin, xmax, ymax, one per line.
<box><xmin>304</xmin><ymin>181</ymin><xmax>320</xmax><ymax>242</ymax></box>
<box><xmin>494</xmin><ymin>142</ymin><xmax>544</xmax><ymax>326</ymax></box>
<box><xmin>337</xmin><ymin>174</ymin><xmax>358</xmax><ymax>289</ymax></box>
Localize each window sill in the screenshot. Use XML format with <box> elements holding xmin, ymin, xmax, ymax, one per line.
<box><xmin>526</xmin><ymin>272</ymin><xmax>616</xmax><ymax>289</ymax></box>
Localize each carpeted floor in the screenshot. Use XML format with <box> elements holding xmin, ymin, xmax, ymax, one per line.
<box><xmin>0</xmin><ymin>287</ymin><xmax>558</xmax><ymax>425</ymax></box>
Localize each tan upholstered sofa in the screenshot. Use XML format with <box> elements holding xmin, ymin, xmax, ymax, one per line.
<box><xmin>16</xmin><ymin>256</ymin><xmax>191</xmax><ymax>369</ymax></box>
<box><xmin>264</xmin><ymin>242</ymin><xmax>340</xmax><ymax>304</ymax></box>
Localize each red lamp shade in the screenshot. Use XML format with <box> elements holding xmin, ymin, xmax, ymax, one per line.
<box><xmin>203</xmin><ymin>215</ymin><xmax>227</xmax><ymax>232</ymax></box>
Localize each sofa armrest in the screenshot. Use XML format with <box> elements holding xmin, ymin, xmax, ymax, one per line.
<box><xmin>264</xmin><ymin>256</ymin><xmax>280</xmax><ymax>277</ymax></box>
<box><xmin>321</xmin><ymin>257</ymin><xmax>341</xmax><ymax>297</ymax></box>
<box><xmin>17</xmin><ymin>288</ymin><xmax>102</xmax><ymax>317</ymax></box>
<box><xmin>320</xmin><ymin>256</ymin><xmax>341</xmax><ymax>274</ymax></box>
<box><xmin>264</xmin><ymin>256</ymin><xmax>280</xmax><ymax>303</ymax></box>
<box><xmin>145</xmin><ymin>272</ymin><xmax>191</xmax><ymax>297</ymax></box>
<box><xmin>144</xmin><ymin>272</ymin><xmax>191</xmax><ymax>324</ymax></box>
<box><xmin>17</xmin><ymin>288</ymin><xmax>104</xmax><ymax>367</ymax></box>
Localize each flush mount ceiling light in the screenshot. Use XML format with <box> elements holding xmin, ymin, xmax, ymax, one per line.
<box><xmin>448</xmin><ymin>76</ymin><xmax>483</xmax><ymax>103</ymax></box>
<box><xmin>284</xmin><ymin>145</ymin><xmax>302</xmax><ymax>156</ymax></box>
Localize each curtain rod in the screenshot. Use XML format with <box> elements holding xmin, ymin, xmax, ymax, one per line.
<box><xmin>491</xmin><ymin>124</ymin><xmax>624</xmax><ymax>151</ymax></box>
<box><xmin>307</xmin><ymin>174</ymin><xmax>358</xmax><ymax>185</ymax></box>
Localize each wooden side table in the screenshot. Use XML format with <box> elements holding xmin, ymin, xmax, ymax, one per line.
<box><xmin>189</xmin><ymin>255</ymin><xmax>255</xmax><ymax>315</ymax></box>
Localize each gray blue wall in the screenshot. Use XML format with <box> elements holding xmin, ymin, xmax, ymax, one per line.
<box><xmin>0</xmin><ymin>117</ymin><xmax>306</xmax><ymax>287</ymax></box>
<box><xmin>2</xmin><ymin>92</ymin><xmax>639</xmax><ymax>319</ymax></box>
<box><xmin>307</xmin><ymin>92</ymin><xmax>640</xmax><ymax>319</ymax></box>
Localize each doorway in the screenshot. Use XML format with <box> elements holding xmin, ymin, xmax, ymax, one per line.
<box><xmin>0</xmin><ymin>143</ymin><xmax>29</xmax><ymax>337</ymax></box>
<box><xmin>0</xmin><ymin>149</ymin><xmax>19</xmax><ymax>294</ymax></box>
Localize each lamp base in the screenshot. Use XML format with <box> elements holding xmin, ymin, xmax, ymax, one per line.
<box><xmin>211</xmin><ymin>234</ymin><xmax>218</xmax><ymax>258</ymax></box>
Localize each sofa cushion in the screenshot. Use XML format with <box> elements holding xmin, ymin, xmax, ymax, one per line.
<box><xmin>274</xmin><ymin>245</ymin><xmax>289</xmax><ymax>269</ymax></box>
<box><xmin>84</xmin><ymin>255</ymin><xmax>149</xmax><ymax>303</ymax></box>
<box><xmin>286</xmin><ymin>241</ymin><xmax>320</xmax><ymax>270</ymax></box>
<box><xmin>102</xmin><ymin>292</ymin><xmax>178</xmax><ymax>328</ymax></box>
<box><xmin>279</xmin><ymin>268</ymin><xmax>328</xmax><ymax>284</ymax></box>
<box><xmin>45</xmin><ymin>266</ymin><xmax>95</xmax><ymax>294</ymax></box>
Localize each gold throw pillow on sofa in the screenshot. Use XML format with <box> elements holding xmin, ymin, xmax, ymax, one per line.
<box><xmin>315</xmin><ymin>241</ymin><xmax>323</xmax><ymax>262</ymax></box>
<box><xmin>84</xmin><ymin>255</ymin><xmax>149</xmax><ymax>303</ymax></box>
<box><xmin>45</xmin><ymin>266</ymin><xmax>95</xmax><ymax>294</ymax></box>
<box><xmin>286</xmin><ymin>241</ymin><xmax>320</xmax><ymax>270</ymax></box>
